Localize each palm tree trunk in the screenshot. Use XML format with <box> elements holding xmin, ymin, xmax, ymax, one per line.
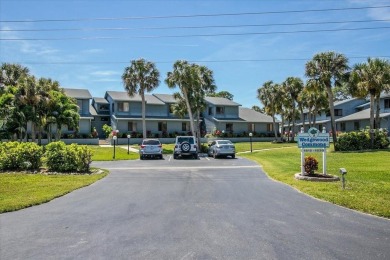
<box><xmin>369</xmin><ymin>94</ymin><xmax>375</xmax><ymax>148</ymax></box>
<box><xmin>182</xmin><ymin>88</ymin><xmax>196</xmax><ymax>137</ymax></box>
<box><xmin>196</xmin><ymin>111</ymin><xmax>201</xmax><ymax>152</ymax></box>
<box><xmin>281</xmin><ymin>115</ymin><xmax>285</xmax><ymax>141</ymax></box>
<box><xmin>272</xmin><ymin>114</ymin><xmax>278</xmax><ymax>142</ymax></box>
<box><xmin>325</xmin><ymin>86</ymin><xmax>338</xmax><ymax>149</ymax></box>
<box><xmin>375</xmin><ymin>94</ymin><xmax>381</xmax><ymax>129</ymax></box>
<box><xmin>141</xmin><ymin>93</ymin><xmax>147</xmax><ymax>139</ymax></box>
<box><xmin>291</xmin><ymin>108</ymin><xmax>296</xmax><ymax>142</ymax></box>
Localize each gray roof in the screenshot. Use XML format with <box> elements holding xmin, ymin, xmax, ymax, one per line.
<box><xmin>238</xmin><ymin>107</ymin><xmax>274</xmax><ymax>123</ymax></box>
<box><xmin>63</xmin><ymin>88</ymin><xmax>92</xmax><ymax>99</ymax></box>
<box><xmin>105</xmin><ymin>91</ymin><xmax>165</xmax><ymax>105</ymax></box>
<box><xmin>153</xmin><ymin>94</ymin><xmax>177</xmax><ymax>103</ymax></box>
<box><xmin>333</xmin><ymin>98</ymin><xmax>359</xmax><ymax>107</ymax></box>
<box><xmin>336</xmin><ymin>108</ymin><xmax>390</xmax><ymax>122</ymax></box>
<box><xmin>205</xmin><ymin>96</ymin><xmax>241</xmax><ymax>106</ymax></box>
<box><xmin>92</xmin><ymin>97</ymin><xmax>109</xmax><ymax>104</ymax></box>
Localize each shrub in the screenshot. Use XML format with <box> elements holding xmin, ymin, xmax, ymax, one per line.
<box><xmin>45</xmin><ymin>142</ymin><xmax>93</xmax><ymax>173</ymax></box>
<box><xmin>0</xmin><ymin>142</ymin><xmax>43</xmax><ymax>171</ymax></box>
<box><xmin>335</xmin><ymin>129</ymin><xmax>389</xmax><ymax>151</ymax></box>
<box><xmin>304</xmin><ymin>156</ymin><xmax>318</xmax><ymax>175</ymax></box>
<box><xmin>102</xmin><ymin>124</ymin><xmax>112</xmax><ymax>138</ymax></box>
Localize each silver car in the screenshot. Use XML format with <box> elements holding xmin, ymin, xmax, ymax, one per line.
<box><xmin>208</xmin><ymin>140</ymin><xmax>236</xmax><ymax>159</ymax></box>
<box><xmin>139</xmin><ymin>139</ymin><xmax>163</xmax><ymax>160</ymax></box>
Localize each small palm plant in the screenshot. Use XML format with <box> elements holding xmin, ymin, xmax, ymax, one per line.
<box><xmin>304</xmin><ymin>156</ymin><xmax>319</xmax><ymax>175</ymax></box>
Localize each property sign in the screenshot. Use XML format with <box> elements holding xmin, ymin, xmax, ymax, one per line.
<box><xmin>298</xmin><ymin>127</ymin><xmax>330</xmax><ymax>149</ymax></box>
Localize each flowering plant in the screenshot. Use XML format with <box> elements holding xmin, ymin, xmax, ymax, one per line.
<box><xmin>304</xmin><ymin>156</ymin><xmax>318</xmax><ymax>175</ymax></box>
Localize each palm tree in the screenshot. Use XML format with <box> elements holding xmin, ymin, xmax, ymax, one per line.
<box><xmin>257</xmin><ymin>81</ymin><xmax>281</xmax><ymax>141</ymax></box>
<box><xmin>305</xmin><ymin>81</ymin><xmax>329</xmax><ymax>127</ymax></box>
<box><xmin>0</xmin><ymin>63</ymin><xmax>30</xmax><ymax>87</ymax></box>
<box><xmin>49</xmin><ymin>92</ymin><xmax>80</xmax><ymax>141</ymax></box>
<box><xmin>165</xmin><ymin>60</ymin><xmax>198</xmax><ymax>137</ymax></box>
<box><xmin>305</xmin><ymin>51</ymin><xmax>349</xmax><ymax>148</ymax></box>
<box><xmin>282</xmin><ymin>77</ymin><xmax>304</xmax><ymax>141</ymax></box>
<box><xmin>349</xmin><ymin>58</ymin><xmax>390</xmax><ymax>145</ymax></box>
<box><xmin>15</xmin><ymin>76</ymin><xmax>47</xmax><ymax>142</ymax></box>
<box><xmin>122</xmin><ymin>58</ymin><xmax>160</xmax><ymax>139</ymax></box>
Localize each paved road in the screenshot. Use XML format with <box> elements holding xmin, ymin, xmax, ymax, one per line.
<box><xmin>1</xmin><ymin>156</ymin><xmax>389</xmax><ymax>259</ymax></box>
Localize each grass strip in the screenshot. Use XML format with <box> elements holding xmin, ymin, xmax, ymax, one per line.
<box><xmin>241</xmin><ymin>148</ymin><xmax>390</xmax><ymax>218</ymax></box>
<box><xmin>0</xmin><ymin>170</ymin><xmax>107</xmax><ymax>213</ymax></box>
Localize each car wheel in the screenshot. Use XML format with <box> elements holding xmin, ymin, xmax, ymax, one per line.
<box><xmin>231</xmin><ymin>154</ymin><xmax>235</xmax><ymax>159</ymax></box>
<box><xmin>193</xmin><ymin>153</ymin><xmax>198</xmax><ymax>159</ymax></box>
<box><xmin>180</xmin><ymin>142</ymin><xmax>191</xmax><ymax>153</ymax></box>
<box><xmin>173</xmin><ymin>154</ymin><xmax>178</xmax><ymax>159</ymax></box>
<box><xmin>140</xmin><ymin>155</ymin><xmax>144</xmax><ymax>160</ymax></box>
<box><xmin>160</xmin><ymin>155</ymin><xmax>163</xmax><ymax>159</ymax></box>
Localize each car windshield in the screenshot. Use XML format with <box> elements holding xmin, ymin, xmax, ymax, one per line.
<box><xmin>218</xmin><ymin>140</ymin><xmax>232</xmax><ymax>145</ymax></box>
<box><xmin>143</xmin><ymin>140</ymin><xmax>160</xmax><ymax>145</ymax></box>
<box><xmin>177</xmin><ymin>137</ymin><xmax>194</xmax><ymax>144</ymax></box>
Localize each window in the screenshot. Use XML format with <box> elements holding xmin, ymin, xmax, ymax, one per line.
<box><xmin>118</xmin><ymin>102</ymin><xmax>129</xmax><ymax>112</ymax></box>
<box><xmin>99</xmin><ymin>104</ymin><xmax>109</xmax><ymax>110</ymax></box>
<box><xmin>354</xmin><ymin>121</ymin><xmax>360</xmax><ymax>130</ymax></box>
<box><xmin>340</xmin><ymin>122</ymin><xmax>346</xmax><ymax>131</ymax></box>
<box><xmin>267</xmin><ymin>123</ymin><xmax>273</xmax><ymax>132</ymax></box>
<box><xmin>182</xmin><ymin>122</ymin><xmax>189</xmax><ymax>131</ymax></box>
<box><xmin>335</xmin><ymin>109</ymin><xmax>343</xmax><ymax>116</ymax></box>
<box><xmin>385</xmin><ymin>99</ymin><xmax>390</xmax><ymax>109</ymax></box>
<box><xmin>158</xmin><ymin>121</ymin><xmax>167</xmax><ymax>132</ymax></box>
<box><xmin>226</xmin><ymin>123</ymin><xmax>233</xmax><ymax>132</ymax></box>
<box><xmin>128</xmin><ymin>122</ymin><xmax>137</xmax><ymax>132</ymax></box>
<box><xmin>112</xmin><ymin>103</ymin><xmax>115</xmax><ymax>113</ymax></box>
<box><xmin>248</xmin><ymin>123</ymin><xmax>255</xmax><ymax>132</ymax></box>
<box><xmin>216</xmin><ymin>106</ymin><xmax>224</xmax><ymax>114</ymax></box>
<box><xmin>304</xmin><ymin>113</ymin><xmax>308</xmax><ymax>121</ymax></box>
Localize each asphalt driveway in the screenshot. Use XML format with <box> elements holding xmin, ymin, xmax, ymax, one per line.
<box><xmin>1</xmin><ymin>156</ymin><xmax>389</xmax><ymax>259</ymax></box>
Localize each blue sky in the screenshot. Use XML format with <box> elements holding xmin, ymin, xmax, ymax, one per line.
<box><xmin>1</xmin><ymin>0</ymin><xmax>389</xmax><ymax>108</ymax></box>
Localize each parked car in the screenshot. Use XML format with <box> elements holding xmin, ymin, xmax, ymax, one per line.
<box><xmin>139</xmin><ymin>139</ymin><xmax>163</xmax><ymax>160</ymax></box>
<box><xmin>173</xmin><ymin>136</ymin><xmax>198</xmax><ymax>159</ymax></box>
<box><xmin>208</xmin><ymin>140</ymin><xmax>236</xmax><ymax>159</ymax></box>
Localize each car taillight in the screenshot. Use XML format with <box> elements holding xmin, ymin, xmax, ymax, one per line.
<box><xmin>158</xmin><ymin>145</ymin><xmax>162</xmax><ymax>148</ymax></box>
<box><xmin>141</xmin><ymin>145</ymin><xmax>145</xmax><ymax>148</ymax></box>
<box><xmin>194</xmin><ymin>145</ymin><xmax>197</xmax><ymax>149</ymax></box>
<box><xmin>175</xmin><ymin>145</ymin><xmax>178</xmax><ymax>148</ymax></box>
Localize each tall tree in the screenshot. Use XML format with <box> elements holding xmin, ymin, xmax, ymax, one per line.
<box><xmin>281</xmin><ymin>77</ymin><xmax>304</xmax><ymax>141</ymax></box>
<box><xmin>305</xmin><ymin>51</ymin><xmax>349</xmax><ymax>149</ymax></box>
<box><xmin>122</xmin><ymin>58</ymin><xmax>160</xmax><ymax>138</ymax></box>
<box><xmin>349</xmin><ymin>58</ymin><xmax>390</xmax><ymax>144</ymax></box>
<box><xmin>257</xmin><ymin>81</ymin><xmax>281</xmax><ymax>141</ymax></box>
<box><xmin>167</xmin><ymin>62</ymin><xmax>216</xmax><ymax>150</ymax></box>
<box><xmin>49</xmin><ymin>91</ymin><xmax>80</xmax><ymax>140</ymax></box>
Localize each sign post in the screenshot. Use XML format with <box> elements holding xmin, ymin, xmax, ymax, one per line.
<box><xmin>298</xmin><ymin>127</ymin><xmax>330</xmax><ymax>175</ymax></box>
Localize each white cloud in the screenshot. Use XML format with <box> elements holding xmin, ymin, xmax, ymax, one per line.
<box><xmin>90</xmin><ymin>70</ymin><xmax>120</xmax><ymax>77</ymax></box>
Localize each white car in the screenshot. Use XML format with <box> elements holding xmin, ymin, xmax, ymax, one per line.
<box><xmin>208</xmin><ymin>140</ymin><xmax>236</xmax><ymax>159</ymax></box>
<box><xmin>139</xmin><ymin>139</ymin><xmax>163</xmax><ymax>160</ymax></box>
<box><xmin>173</xmin><ymin>136</ymin><xmax>198</xmax><ymax>159</ymax></box>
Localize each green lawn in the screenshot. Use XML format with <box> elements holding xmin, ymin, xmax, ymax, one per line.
<box><xmin>0</xmin><ymin>170</ymin><xmax>108</xmax><ymax>213</ymax></box>
<box><xmin>241</xmin><ymin>148</ymin><xmax>390</xmax><ymax>218</ymax></box>
<box><xmin>90</xmin><ymin>146</ymin><xmax>139</xmax><ymax>161</ymax></box>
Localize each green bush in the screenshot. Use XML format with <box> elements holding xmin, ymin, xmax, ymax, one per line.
<box><xmin>45</xmin><ymin>141</ymin><xmax>93</xmax><ymax>173</ymax></box>
<box><xmin>0</xmin><ymin>142</ymin><xmax>43</xmax><ymax>171</ymax></box>
<box><xmin>335</xmin><ymin>129</ymin><xmax>389</xmax><ymax>151</ymax></box>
